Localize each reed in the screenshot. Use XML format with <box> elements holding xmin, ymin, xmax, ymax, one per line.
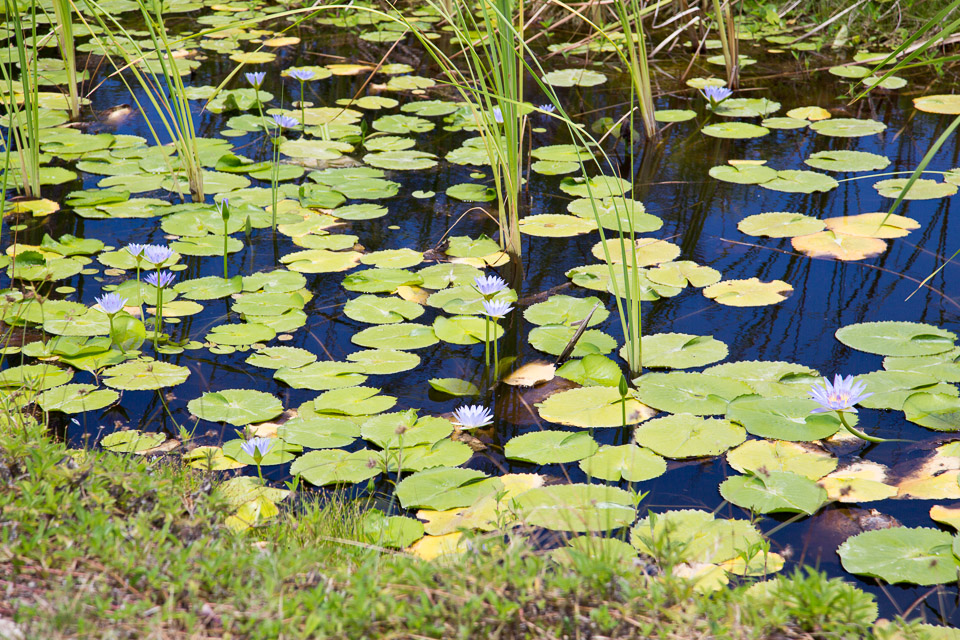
<box><xmin>1</xmin><ymin>0</ymin><xmax>43</xmax><ymax>199</ymax></box>
<box><xmin>612</xmin><ymin>0</ymin><xmax>658</xmax><ymax>141</ymax></box>
<box><xmin>76</xmin><ymin>0</ymin><xmax>205</xmax><ymax>202</ymax></box>
<box><xmin>51</xmin><ymin>0</ymin><xmax>81</xmax><ymax>120</ymax></box>
<box><xmin>711</xmin><ymin>0</ymin><xmax>739</xmax><ymax>88</ymax></box>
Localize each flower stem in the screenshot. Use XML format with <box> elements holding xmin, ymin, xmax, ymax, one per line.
<box><xmin>484</xmin><ymin>316</ymin><xmax>490</xmax><ymax>368</ymax></box>
<box><xmin>836</xmin><ymin>411</ymin><xmax>893</xmax><ymax>444</ymax></box>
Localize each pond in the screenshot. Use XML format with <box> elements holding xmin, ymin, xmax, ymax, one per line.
<box><xmin>3</xmin><ymin>0</ymin><xmax>960</xmax><ymax>627</ymax></box>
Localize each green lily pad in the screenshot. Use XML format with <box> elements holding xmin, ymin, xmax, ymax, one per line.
<box><xmin>738</xmin><ymin>212</ymin><xmax>826</xmax><ymax>238</ymax></box>
<box><xmin>100</xmin><ymin>430</ymin><xmax>165</xmax><ymax>453</ymax></box>
<box><xmin>856</xmin><ymin>370</ymin><xmax>957</xmax><ymax>411</ymax></box>
<box><xmin>276</xmin><ymin>417</ymin><xmax>359</xmax><ymax>449</ymax></box>
<box><xmin>635</xmin><ymin>414</ymin><xmax>746</xmax><ymax>459</ymax></box>
<box><xmin>36</xmin><ymin>383</ymin><xmax>119</xmax><ymax>413</ymax></box>
<box><xmin>542</xmin><ymin>68</ymin><xmax>607</xmax><ymax>87</ymax></box>
<box><xmin>524</xmin><ymin>295</ymin><xmax>609</xmax><ymax>327</ymax></box>
<box><xmin>446</xmin><ymin>183</ymin><xmax>497</xmax><ymax>202</ymax></box>
<box><xmin>515</xmin><ymin>484</ymin><xmax>636</xmax><ymax>532</ymax></box>
<box><xmin>417</xmin><ymin>263</ymin><xmax>484</xmax><ymax>290</ymax></box>
<box><xmin>636</xmin><ymin>333</ymin><xmax>728</xmax><ymax>369</ymax></box>
<box><xmin>433</xmin><ymin>316</ymin><xmax>504</xmax><ymax>345</ymax></box>
<box><xmin>838</xmin><ymin>527</ymin><xmax>959</xmax><ymax>585</ymax></box>
<box><xmin>654</xmin><ymin>109</ymin><xmax>696</xmax><ymax>123</ymax></box>
<box><xmin>363</xmin><ymin>150</ymin><xmax>438</xmax><ymax>171</ymax></box>
<box><xmin>505</xmin><ymin>430</ymin><xmax>598</xmax><ymax>464</ymax></box>
<box><xmin>555</xmin><ymin>354</ymin><xmax>622</xmax><ymax>387</ymax></box>
<box><xmin>281</xmin><ymin>249</ymin><xmax>362</xmax><ymax>274</ymax></box>
<box><xmin>102</xmin><ymin>360</ymin><xmax>190</xmax><ymax>390</ymax></box>
<box><xmin>361</xmin><ymin>511</ymin><xmax>424</xmax><ymax>549</ymax></box>
<box><xmin>291</xmin><ymin>449</ymin><xmax>382</xmax><ymax>486</ymax></box>
<box><xmin>726</xmin><ymin>440</ymin><xmax>837</xmax><ymax>480</ymax></box>
<box><xmin>884</xmin><ymin>349</ymin><xmax>960</xmax><ymax>382</ymax></box>
<box><xmin>631</xmin><ymin>509</ymin><xmax>764</xmax><ymax>565</ymax></box>
<box><xmin>873</xmin><ymin>178</ymin><xmax>957</xmax><ymax>200</ymax></box>
<box><xmin>307</xmin><ymin>386</ymin><xmax>397</xmax><ymax>417</ymax></box>
<box><xmin>714</xmin><ymin>98</ymin><xmax>780</xmax><ymax>118</ymax></box>
<box><xmin>361</xmin><ymin>410</ymin><xmax>453</xmax><ymax>448</ymax></box>
<box><xmin>633</xmin><ymin>372</ymin><xmax>753</xmax><ymax>415</ymax></box>
<box><xmin>245</xmin><ymin>346</ymin><xmax>317</xmax><ymax>370</ymax></box>
<box><xmin>175</xmin><ymin>275</ymin><xmax>243</xmax><ymax>300</ymax></box>
<box><xmin>646</xmin><ymin>261</ymin><xmax>721</xmax><ymax>288</ymax></box>
<box><xmin>347</xmin><ymin>349</ymin><xmax>420</xmax><ymax>374</ymax></box>
<box><xmin>567</xmin><ymin>197</ymin><xmax>663</xmax><ymax>233</ymax></box>
<box><xmin>395</xmin><ymin>467</ymin><xmax>499</xmax><ymax>510</ymax></box>
<box><xmin>446</xmin><ymin>235</ymin><xmax>501</xmax><ymax>258</ymax></box>
<box><xmin>836</xmin><ymin>321</ymin><xmax>956</xmax><ymax>357</ymax></box>
<box><xmin>902</xmin><ymin>393</ymin><xmax>960</xmax><ymax>431</ymax></box>
<box><xmin>426</xmin><ymin>285</ymin><xmax>516</xmax><ymax>316</ymax></box>
<box><xmin>344</xmin><ymin>295</ymin><xmax>424</xmax><ymax>324</ymax></box>
<box><xmin>518</xmin><ymin>214</ymin><xmax>596</xmax><ymax>237</ymax></box>
<box><xmin>701</xmin><ymin>122</ymin><xmax>770</xmax><ymax>139</ymax></box>
<box><xmin>709</xmin><ymin>164</ymin><xmax>778</xmax><ymax>185</ymax></box>
<box><xmin>529</xmin><ymin>325</ymin><xmax>616</xmax><ymax>358</ymax></box>
<box><xmin>759</xmin><ymin>170</ymin><xmax>838</xmax><ymax>194</ymax></box>
<box><xmin>360</xmin><ymin>249</ymin><xmax>423</xmax><ymax>269</ymax></box>
<box><xmin>188</xmin><ymin>389</ymin><xmax>282</xmax><ymax>426</ymax></box>
<box><xmin>274</xmin><ymin>362</ymin><xmax>367</xmax><ymax>391</ymax></box>
<box><xmin>579</xmin><ymin>445</ymin><xmax>667</xmax><ymax>482</ymax></box>
<box><xmin>428</xmin><ymin>378</ymin><xmax>479</xmax><ymax>397</ymax></box>
<box><xmin>810</xmin><ymin>118</ymin><xmax>886</xmax><ymax>137</ymax></box>
<box><xmin>538</xmin><ymin>386</ymin><xmax>654</xmax><ymax>429</ymax></box>
<box><xmin>706</xmin><ymin>362</ymin><xmax>819</xmax><ymax>399</ymax></box>
<box><xmin>342</xmin><ymin>268</ymin><xmax>422</xmax><ymax>293</ymax></box>
<box><xmin>352</xmin><ymin>323</ymin><xmax>438</xmax><ymax>350</ymax></box>
<box><xmin>0</xmin><ymin>364</ymin><xmax>73</xmax><ymax>391</ymax></box>
<box><xmin>703</xmin><ymin>278</ymin><xmax>793</xmax><ymax>307</ymax></box>
<box><xmin>205</xmin><ymin>322</ymin><xmax>276</xmax><ymax>346</ymax></box>
<box><xmin>560</xmin><ymin>175</ymin><xmax>631</xmax><ymax>198</ymax></box>
<box><xmin>804</xmin><ymin>150</ymin><xmax>890</xmax><ymax>172</ymax></box>
<box><xmin>719</xmin><ymin>470</ymin><xmax>828</xmax><ymax>515</ymax></box>
<box><xmin>726</xmin><ymin>396</ymin><xmax>843</xmax><ymax>441</ymax></box>
<box><xmin>828</xmin><ymin>65</ymin><xmax>872</xmax><ymax>79</ymax></box>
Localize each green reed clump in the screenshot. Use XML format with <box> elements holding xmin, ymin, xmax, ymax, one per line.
<box><xmin>1</xmin><ymin>0</ymin><xmax>43</xmax><ymax>199</ymax></box>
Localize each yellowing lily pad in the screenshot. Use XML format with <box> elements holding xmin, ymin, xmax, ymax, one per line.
<box><xmin>518</xmin><ymin>214</ymin><xmax>596</xmax><ymax>237</ymax></box>
<box><xmin>873</xmin><ymin>178</ymin><xmax>957</xmax><ymax>200</ymax></box>
<box><xmin>537</xmin><ymin>386</ymin><xmax>655</xmax><ymax>428</ymax></box>
<box><xmin>702</xmin><ymin>278</ymin><xmax>793</xmax><ymax>307</ymax></box>
<box><xmin>792</xmin><ymin>231</ymin><xmax>887</xmax><ymax>261</ymax></box>
<box><xmin>818</xmin><ymin>462</ymin><xmax>897</xmax><ymax>502</ymax></box>
<box><xmin>823</xmin><ymin>213</ymin><xmax>919</xmax><ymax>238</ymax></box>
<box><xmin>914</xmin><ymin>95</ymin><xmax>960</xmax><ymax>115</ymax></box>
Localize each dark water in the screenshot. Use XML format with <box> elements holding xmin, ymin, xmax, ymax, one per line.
<box><xmin>5</xmin><ymin>14</ymin><xmax>960</xmax><ymax>625</ymax></box>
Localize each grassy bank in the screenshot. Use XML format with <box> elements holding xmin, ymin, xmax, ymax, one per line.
<box><xmin>0</xmin><ymin>416</ymin><xmax>951</xmax><ymax>640</ymax></box>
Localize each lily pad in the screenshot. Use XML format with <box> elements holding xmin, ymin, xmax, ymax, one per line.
<box><xmin>720</xmin><ymin>470</ymin><xmax>828</xmax><ymax>515</ymax></box>
<box><xmin>505</xmin><ymin>430</ymin><xmax>598</xmax><ymax>464</ymax></box>
<box><xmin>529</xmin><ymin>325</ymin><xmax>616</xmax><ymax>358</ymax></box>
<box><xmin>635</xmin><ymin>414</ymin><xmax>746</xmax><ymax>459</ymax></box>
<box><xmin>291</xmin><ymin>449</ymin><xmax>382</xmax><ymax>486</ymax></box>
<box><xmin>873</xmin><ymin>178</ymin><xmax>957</xmax><ymax>200</ymax></box>
<box><xmin>579</xmin><ymin>445</ymin><xmax>667</xmax><ymax>482</ymax></box>
<box><xmin>810</xmin><ymin>118</ymin><xmax>885</xmax><ymax>138</ymax></box>
<box><xmin>701</xmin><ymin>122</ymin><xmax>769</xmax><ymax>139</ymax></box>
<box><xmin>913</xmin><ymin>95</ymin><xmax>960</xmax><ymax>115</ymax></box>
<box><xmin>276</xmin><ymin>417</ymin><xmax>360</xmax><ymax>449</ymax></box>
<box><xmin>514</xmin><ymin>484</ymin><xmax>636</xmax><ymax>532</ymax></box>
<box><xmin>274</xmin><ymin>362</ymin><xmax>367</xmax><ymax>390</ymax></box>
<box><xmin>102</xmin><ymin>360</ymin><xmax>190</xmax><ymax>390</ymax></box>
<box><xmin>791</xmin><ymin>231</ymin><xmax>887</xmax><ymax>261</ymax></box>
<box><xmin>518</xmin><ymin>214</ymin><xmax>596</xmax><ymax>237</ymax></box>
<box><xmin>100</xmin><ymin>430</ymin><xmax>165</xmax><ymax>453</ymax></box>
<box><xmin>188</xmin><ymin>389</ymin><xmax>282</xmax><ymax>426</ymax></box>
<box><xmin>759</xmin><ymin>170</ymin><xmax>838</xmax><ymax>194</ymax></box>
<box><xmin>344</xmin><ymin>295</ymin><xmax>424</xmax><ymax>324</ymax></box>
<box><xmin>903</xmin><ymin>392</ymin><xmax>960</xmax><ymax>431</ymax></box>
<box><xmin>523</xmin><ymin>295</ymin><xmax>609</xmax><ymax>327</ymax></box>
<box><xmin>542</xmin><ymin>68</ymin><xmax>607</xmax><ymax>87</ymax></box>
<box><xmin>395</xmin><ymin>467</ymin><xmax>498</xmax><ymax>511</ymax></box>
<box><xmin>726</xmin><ymin>396</ymin><xmax>843</xmax><ymax>441</ymax></box>
<box><xmin>738</xmin><ymin>212</ymin><xmax>825</xmax><ymax>238</ymax></box>
<box><xmin>636</xmin><ymin>333</ymin><xmax>728</xmax><ymax>369</ymax></box>
<box><xmin>804</xmin><ymin>150</ymin><xmax>890</xmax><ymax>172</ymax></box>
<box><xmin>836</xmin><ymin>321</ymin><xmax>956</xmax><ymax>357</ymax></box>
<box><xmin>633</xmin><ymin>372</ymin><xmax>753</xmax><ymax>415</ymax></box>
<box><xmin>823</xmin><ymin>213</ymin><xmax>919</xmax><ymax>239</ymax></box>
<box><xmin>537</xmin><ymin>386</ymin><xmax>655</xmax><ymax>429</ymax></box>
<box><xmin>37</xmin><ymin>384</ymin><xmax>119</xmax><ymax>413</ymax></box>
<box><xmin>838</xmin><ymin>528</ymin><xmax>959</xmax><ymax>585</ymax></box>
<box><xmin>703</xmin><ymin>278</ymin><xmax>793</xmax><ymax>307</ymax></box>
<box><xmin>727</xmin><ymin>440</ymin><xmax>837</xmax><ymax>480</ymax></box>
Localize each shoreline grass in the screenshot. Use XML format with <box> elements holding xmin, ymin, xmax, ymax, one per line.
<box><xmin>1</xmin><ymin>417</ymin><xmax>950</xmax><ymax>639</ymax></box>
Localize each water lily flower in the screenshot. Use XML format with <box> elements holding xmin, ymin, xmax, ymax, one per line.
<box><xmin>451</xmin><ymin>405</ymin><xmax>494</xmax><ymax>429</ymax></box>
<box><xmin>125</xmin><ymin>243</ymin><xmax>145</xmax><ymax>258</ymax></box>
<box><xmin>240</xmin><ymin>436</ymin><xmax>274</xmax><ymax>459</ymax></box>
<box><xmin>145</xmin><ymin>270</ymin><xmax>176</xmax><ymax>288</ymax></box>
<box><xmin>491</xmin><ymin>106</ymin><xmax>504</xmax><ymax>124</ymax></box>
<box><xmin>272</xmin><ymin>113</ymin><xmax>300</xmax><ymax>130</ymax></box>
<box><xmin>95</xmin><ymin>292</ymin><xmax>127</xmax><ymax>315</ymax></box>
<box><xmin>474</xmin><ymin>275</ymin><xmax>508</xmax><ymax>297</ymax></box>
<box><xmin>217</xmin><ymin>197</ymin><xmax>230</xmax><ymax>220</ymax></box>
<box><xmin>482</xmin><ymin>299</ymin><xmax>513</xmax><ymax>318</ymax></box>
<box><xmin>287</xmin><ymin>68</ymin><xmax>315</xmax><ymax>82</ymax></box>
<box><xmin>245</xmin><ymin>71</ymin><xmax>266</xmax><ymax>88</ymax></box>
<box><xmin>809</xmin><ymin>375</ymin><xmax>872</xmax><ymax>414</ymax></box>
<box><xmin>700</xmin><ymin>85</ymin><xmax>733</xmax><ymax>105</ymax></box>
<box><xmin>143</xmin><ymin>244</ymin><xmax>174</xmax><ymax>265</ymax></box>
<box><xmin>538</xmin><ymin>103</ymin><xmax>557</xmax><ymax>114</ymax></box>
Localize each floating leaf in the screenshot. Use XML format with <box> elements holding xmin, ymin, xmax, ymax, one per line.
<box><xmin>514</xmin><ymin>484</ymin><xmax>636</xmax><ymax>532</ymax></box>
<box><xmin>635</xmin><ymin>414</ymin><xmax>745</xmax><ymax>459</ymax></box>
<box><xmin>102</xmin><ymin>360</ymin><xmax>190</xmax><ymax>390</ymax></box>
<box><xmin>523</xmin><ymin>295</ymin><xmax>608</xmax><ymax>327</ymax></box>
<box><xmin>347</xmin><ymin>349</ymin><xmax>420</xmax><ymax>374</ymax></box>
<box><xmin>634</xmin><ymin>372</ymin><xmax>753</xmax><ymax>415</ymax></box>
<box><xmin>428</xmin><ymin>378</ymin><xmax>479</xmax><ymax>396</ymax></box>
<box><xmin>579</xmin><ymin>445</ymin><xmax>667</xmax><ymax>482</ymax></box>
<box><xmin>727</xmin><ymin>440</ymin><xmax>837</xmax><ymax>480</ymax></box>
<box><xmin>344</xmin><ymin>295</ymin><xmax>424</xmax><ymax>324</ymax></box>
<box><xmin>726</xmin><ymin>396</ymin><xmax>843</xmax><ymax>441</ymax></box>
<box><xmin>276</xmin><ymin>417</ymin><xmax>359</xmax><ymax>449</ymax></box>
<box><xmin>873</xmin><ymin>178</ymin><xmax>957</xmax><ymax>200</ymax></box>
<box><xmin>309</xmin><ymin>386</ymin><xmax>397</xmax><ymax>417</ymax></box>
<box><xmin>838</xmin><ymin>528</ymin><xmax>959</xmax><ymax>585</ymax></box>
<box><xmin>352</xmin><ymin>323</ymin><xmax>438</xmax><ymax>350</ymax></box>
<box><xmin>188</xmin><ymin>389</ymin><xmax>282</xmax><ymax>426</ymax></box>
<box><xmin>720</xmin><ymin>470</ymin><xmax>828</xmax><ymax>515</ymax></box>
<box><xmin>903</xmin><ymin>393</ymin><xmax>960</xmax><ymax>431</ymax></box>
<box><xmin>810</xmin><ymin>118</ymin><xmax>885</xmax><ymax>137</ymax></box>
<box><xmin>636</xmin><ymin>333</ymin><xmax>728</xmax><ymax>369</ymax></box>
<box><xmin>395</xmin><ymin>467</ymin><xmax>498</xmax><ymax>510</ymax></box>
<box><xmin>835</xmin><ymin>321</ymin><xmax>956</xmax><ymax>357</ymax></box>
<box><xmin>37</xmin><ymin>383</ymin><xmax>118</xmax><ymax>413</ymax></box>
<box><xmin>645</xmin><ymin>261</ymin><xmax>721</xmax><ymax>288</ymax></box>
<box><xmin>542</xmin><ymin>68</ymin><xmax>607</xmax><ymax>87</ymax></box>
<box><xmin>245</xmin><ymin>346</ymin><xmax>317</xmax><ymax>370</ymax></box>
<box><xmin>631</xmin><ymin>509</ymin><xmax>764</xmax><ymax>565</ymax></box>
<box><xmin>518</xmin><ymin>214</ymin><xmax>596</xmax><ymax>237</ymax></box>
<box><xmin>759</xmin><ymin>170</ymin><xmax>838</xmax><ymax>194</ymax></box>
<box><xmin>704</xmin><ymin>361</ymin><xmax>820</xmax><ymax>398</ymax></box>
<box><xmin>823</xmin><ymin>213</ymin><xmax>919</xmax><ymax>238</ymax></box>
<box><xmin>856</xmin><ymin>370</ymin><xmax>956</xmax><ymax>411</ymax></box>
<box><xmin>703</xmin><ymin>278</ymin><xmax>793</xmax><ymax>307</ymax></box>
<box><xmin>738</xmin><ymin>212</ymin><xmax>825</xmax><ymax>238</ymax></box>
<box><xmin>713</xmin><ymin>98</ymin><xmax>780</xmax><ymax>118</ymax></box>
<box><xmin>222</xmin><ymin>438</ymin><xmax>301</xmax><ymax>466</ymax></box>
<box><xmin>701</xmin><ymin>122</ymin><xmax>769</xmax><ymax>139</ymax></box>
<box><xmin>913</xmin><ymin>95</ymin><xmax>960</xmax><ymax>115</ymax></box>
<box><xmin>556</xmin><ymin>354</ymin><xmax>622</xmax><ymax>387</ymax></box>
<box><xmin>100</xmin><ymin>430</ymin><xmax>165</xmax><ymax>453</ymax></box>
<box><xmin>529</xmin><ymin>325</ymin><xmax>616</xmax><ymax>357</ymax></box>
<box><xmin>505</xmin><ymin>430</ymin><xmax>598</xmax><ymax>464</ymax></box>
<box><xmin>818</xmin><ymin>462</ymin><xmax>897</xmax><ymax>502</ymax></box>
<box><xmin>361</xmin><ymin>510</ymin><xmax>424</xmax><ymax>549</ymax></box>
<box><xmin>709</xmin><ymin>164</ymin><xmax>778</xmax><ymax>185</ymax></box>
<box><xmin>804</xmin><ymin>150</ymin><xmax>890</xmax><ymax>172</ymax></box>
<box><xmin>274</xmin><ymin>362</ymin><xmax>367</xmax><ymax>391</ymax></box>
<box><xmin>291</xmin><ymin>449</ymin><xmax>382</xmax><ymax>486</ymax></box>
<box><xmin>537</xmin><ymin>386</ymin><xmax>655</xmax><ymax>428</ymax></box>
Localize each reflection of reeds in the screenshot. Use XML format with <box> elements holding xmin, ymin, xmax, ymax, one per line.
<box><xmin>1</xmin><ymin>0</ymin><xmax>42</xmax><ymax>199</ymax></box>
<box><xmin>77</xmin><ymin>0</ymin><xmax>205</xmax><ymax>202</ymax></box>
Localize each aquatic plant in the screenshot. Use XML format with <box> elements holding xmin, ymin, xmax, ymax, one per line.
<box><xmin>482</xmin><ymin>299</ymin><xmax>513</xmax><ymax>378</ymax></box>
<box><xmin>809</xmin><ymin>375</ymin><xmax>887</xmax><ymax>443</ymax></box>
<box><xmin>701</xmin><ymin>86</ymin><xmax>733</xmax><ymax>108</ymax></box>
<box><xmin>612</xmin><ymin>0</ymin><xmax>659</xmax><ymax>140</ymax></box>
<box><xmin>270</xmin><ymin>114</ymin><xmax>299</xmax><ymax>231</ymax></box>
<box><xmin>451</xmin><ymin>405</ymin><xmax>494</xmax><ymax>429</ymax></box>
<box><xmin>711</xmin><ymin>0</ymin><xmax>739</xmax><ymax>88</ymax></box>
<box><xmin>51</xmin><ymin>0</ymin><xmax>81</xmax><ymax>120</ymax></box>
<box><xmin>240</xmin><ymin>436</ymin><xmax>273</xmax><ymax>484</ymax></box>
<box><xmin>217</xmin><ymin>198</ymin><xmax>231</xmax><ymax>280</ymax></box>
<box><xmin>79</xmin><ymin>0</ymin><xmax>205</xmax><ymax>201</ymax></box>
<box><xmin>1</xmin><ymin>0</ymin><xmax>42</xmax><ymax>198</ymax></box>
<box><xmin>145</xmin><ymin>270</ymin><xmax>176</xmax><ymax>343</ymax></box>
<box><xmin>287</xmin><ymin>68</ymin><xmax>315</xmax><ymax>131</ymax></box>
